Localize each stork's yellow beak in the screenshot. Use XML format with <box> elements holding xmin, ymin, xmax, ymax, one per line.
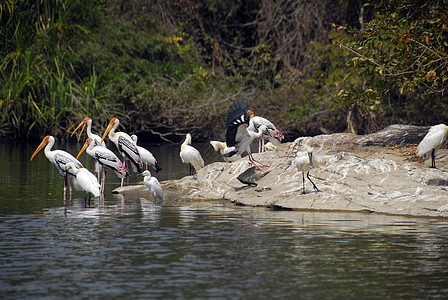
<box><xmin>30</xmin><ymin>136</ymin><xmax>50</xmax><ymax>161</ymax></box>
<box><xmin>71</xmin><ymin>117</ymin><xmax>89</xmax><ymax>141</ymax></box>
<box><xmin>101</xmin><ymin>119</ymin><xmax>115</xmax><ymax>145</ymax></box>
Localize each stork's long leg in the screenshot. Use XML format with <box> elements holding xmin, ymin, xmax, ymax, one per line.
<box><xmin>249</xmin><ymin>153</ymin><xmax>269</xmax><ymax>170</ymax></box>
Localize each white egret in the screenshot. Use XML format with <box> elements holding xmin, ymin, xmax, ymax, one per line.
<box><xmin>142</xmin><ymin>170</ymin><xmax>165</xmax><ymax>202</ymax></box>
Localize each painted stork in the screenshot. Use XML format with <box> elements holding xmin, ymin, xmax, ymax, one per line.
<box><xmin>77</xmin><ymin>138</ymin><xmax>128</xmax><ymax>191</ymax></box>
<box><xmin>71</xmin><ymin>117</ymin><xmax>106</xmax><ymax>147</ymax></box>
<box><xmin>224</xmin><ymin>98</ymin><xmax>268</xmax><ymax>170</ymax></box>
<box><xmin>30</xmin><ymin>135</ymin><xmax>83</xmax><ymax>198</ymax></box>
<box><xmin>101</xmin><ymin>118</ymin><xmax>143</xmax><ymax>181</ymax></box>
<box><xmin>248</xmin><ymin>113</ymin><xmax>284</xmax><ymax>152</ymax></box>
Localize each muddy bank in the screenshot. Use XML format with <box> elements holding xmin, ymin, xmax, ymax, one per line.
<box><xmin>113</xmin><ymin>125</ymin><xmax>448</xmax><ymax>218</ymax></box>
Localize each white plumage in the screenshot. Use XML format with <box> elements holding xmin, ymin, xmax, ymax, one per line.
<box><xmin>131</xmin><ymin>135</ymin><xmax>162</xmax><ymax>172</ymax></box>
<box><xmin>72</xmin><ymin>117</ymin><xmax>106</xmax><ymax>147</ymax></box>
<box><xmin>65</xmin><ymin>162</ymin><xmax>101</xmax><ymax>199</ymax></box>
<box><xmin>210</xmin><ymin>140</ymin><xmax>241</xmax><ymax>162</ymax></box>
<box><xmin>248</xmin><ymin>114</ymin><xmax>284</xmax><ymax>152</ymax></box>
<box><xmin>294</xmin><ymin>144</ymin><xmax>319</xmax><ymax>194</ymax></box>
<box><xmin>30</xmin><ymin>135</ymin><xmax>83</xmax><ymax>197</ymax></box>
<box><xmin>101</xmin><ymin>117</ymin><xmax>143</xmax><ymax>179</ymax></box>
<box><xmin>417</xmin><ymin>124</ymin><xmax>448</xmax><ymax>168</ymax></box>
<box><xmin>180</xmin><ymin>133</ymin><xmax>204</xmax><ymax>175</ymax></box>
<box><xmin>142</xmin><ymin>170</ymin><xmax>165</xmax><ymax>201</ymax></box>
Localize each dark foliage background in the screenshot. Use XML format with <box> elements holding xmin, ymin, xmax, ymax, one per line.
<box><xmin>1</xmin><ymin>0</ymin><xmax>446</xmax><ymax>142</ymax></box>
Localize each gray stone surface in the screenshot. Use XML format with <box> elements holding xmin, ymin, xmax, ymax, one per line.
<box><xmin>113</xmin><ymin>125</ymin><xmax>448</xmax><ymax>218</ymax></box>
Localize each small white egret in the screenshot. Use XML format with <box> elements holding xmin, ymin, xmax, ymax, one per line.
<box><xmin>417</xmin><ymin>124</ymin><xmax>448</xmax><ymax>168</ymax></box>
<box><xmin>294</xmin><ymin>144</ymin><xmax>320</xmax><ymax>194</ymax></box>
<box><xmin>180</xmin><ymin>133</ymin><xmax>205</xmax><ymax>175</ymax></box>
<box><xmin>142</xmin><ymin>170</ymin><xmax>165</xmax><ymax>202</ymax></box>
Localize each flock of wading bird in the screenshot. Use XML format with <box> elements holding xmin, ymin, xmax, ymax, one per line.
<box><xmin>30</xmin><ymin>98</ymin><xmax>448</xmax><ymax>202</ymax></box>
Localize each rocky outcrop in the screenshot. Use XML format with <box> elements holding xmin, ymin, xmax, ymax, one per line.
<box><xmin>113</xmin><ymin>125</ymin><xmax>448</xmax><ymax>218</ymax></box>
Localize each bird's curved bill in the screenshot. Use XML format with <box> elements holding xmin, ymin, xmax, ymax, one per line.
<box><xmin>101</xmin><ymin>121</ymin><xmax>113</xmax><ymax>145</ymax></box>
<box><xmin>76</xmin><ymin>140</ymin><xmax>89</xmax><ymax>159</ymax></box>
<box><xmin>30</xmin><ymin>138</ymin><xmax>48</xmax><ymax>161</ymax></box>
<box><xmin>71</xmin><ymin>119</ymin><xmax>87</xmax><ymax>141</ymax></box>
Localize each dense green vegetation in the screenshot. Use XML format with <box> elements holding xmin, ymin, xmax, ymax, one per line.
<box><xmin>1</xmin><ymin>0</ymin><xmax>447</xmax><ymax>142</ymax></box>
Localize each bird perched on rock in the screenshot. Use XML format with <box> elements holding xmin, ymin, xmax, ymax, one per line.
<box><xmin>224</xmin><ymin>97</ymin><xmax>268</xmax><ymax>170</ymax></box>
<box><xmin>210</xmin><ymin>140</ymin><xmax>241</xmax><ymax>162</ymax></box>
<box><xmin>294</xmin><ymin>144</ymin><xmax>320</xmax><ymax>194</ymax></box>
<box><xmin>131</xmin><ymin>135</ymin><xmax>162</xmax><ymax>172</ymax></box>
<box><xmin>247</xmin><ymin>113</ymin><xmax>284</xmax><ymax>152</ymax></box>
<box><xmin>180</xmin><ymin>133</ymin><xmax>204</xmax><ymax>175</ymax></box>
<box><xmin>417</xmin><ymin>124</ymin><xmax>448</xmax><ymax>168</ymax></box>
<box><xmin>142</xmin><ymin>170</ymin><xmax>165</xmax><ymax>202</ymax></box>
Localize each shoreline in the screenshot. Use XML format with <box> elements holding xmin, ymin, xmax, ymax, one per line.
<box><xmin>113</xmin><ymin>125</ymin><xmax>448</xmax><ymax>218</ymax></box>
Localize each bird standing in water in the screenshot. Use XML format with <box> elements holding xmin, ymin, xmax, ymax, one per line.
<box><xmin>101</xmin><ymin>118</ymin><xmax>143</xmax><ymax>185</ymax></box>
<box><xmin>180</xmin><ymin>133</ymin><xmax>204</xmax><ymax>175</ymax></box>
<box><xmin>65</xmin><ymin>162</ymin><xmax>101</xmax><ymax>202</ymax></box>
<box><xmin>131</xmin><ymin>135</ymin><xmax>162</xmax><ymax>172</ymax></box>
<box><xmin>294</xmin><ymin>144</ymin><xmax>320</xmax><ymax>194</ymax></box>
<box><xmin>30</xmin><ymin>135</ymin><xmax>83</xmax><ymax>199</ymax></box>
<box><xmin>417</xmin><ymin>124</ymin><xmax>448</xmax><ymax>168</ymax></box>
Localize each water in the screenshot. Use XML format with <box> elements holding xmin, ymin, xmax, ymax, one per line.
<box><xmin>1</xmin><ymin>140</ymin><xmax>448</xmax><ymax>299</ymax></box>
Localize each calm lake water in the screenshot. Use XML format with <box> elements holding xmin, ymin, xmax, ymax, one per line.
<box><xmin>1</xmin><ymin>140</ymin><xmax>448</xmax><ymax>299</ymax></box>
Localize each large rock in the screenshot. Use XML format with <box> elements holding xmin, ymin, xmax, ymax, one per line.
<box><xmin>113</xmin><ymin>125</ymin><xmax>448</xmax><ymax>218</ymax></box>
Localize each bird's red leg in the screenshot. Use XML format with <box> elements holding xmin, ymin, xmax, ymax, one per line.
<box><xmin>249</xmin><ymin>154</ymin><xmax>269</xmax><ymax>170</ymax></box>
